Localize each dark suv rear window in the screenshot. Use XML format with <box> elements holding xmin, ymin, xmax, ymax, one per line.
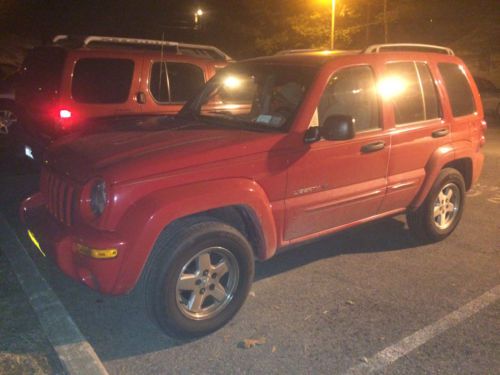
<box><xmin>438</xmin><ymin>63</ymin><xmax>476</xmax><ymax>117</ymax></box>
<box><xmin>150</xmin><ymin>62</ymin><xmax>205</xmax><ymax>103</ymax></box>
<box><xmin>72</xmin><ymin>58</ymin><xmax>134</xmax><ymax>104</ymax></box>
<box><xmin>18</xmin><ymin>47</ymin><xmax>66</xmax><ymax>101</ymax></box>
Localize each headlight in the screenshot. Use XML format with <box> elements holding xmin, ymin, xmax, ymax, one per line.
<box><xmin>90</xmin><ymin>179</ymin><xmax>107</xmax><ymax>217</ymax></box>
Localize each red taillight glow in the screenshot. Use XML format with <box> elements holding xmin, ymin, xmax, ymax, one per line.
<box><xmin>59</xmin><ymin>109</ymin><xmax>72</xmax><ymax>119</ymax></box>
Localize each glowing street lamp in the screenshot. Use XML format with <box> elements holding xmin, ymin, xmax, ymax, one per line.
<box><xmin>194</xmin><ymin>8</ymin><xmax>203</xmax><ymax>25</ymax></box>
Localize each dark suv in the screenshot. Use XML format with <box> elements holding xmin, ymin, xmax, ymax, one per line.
<box><xmin>14</xmin><ymin>35</ymin><xmax>230</xmax><ymax>161</ymax></box>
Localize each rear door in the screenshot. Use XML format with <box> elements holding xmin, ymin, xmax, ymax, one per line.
<box><xmin>379</xmin><ymin>58</ymin><xmax>451</xmax><ymax>212</ymax></box>
<box><xmin>139</xmin><ymin>57</ymin><xmax>208</xmax><ymax>116</ymax></box>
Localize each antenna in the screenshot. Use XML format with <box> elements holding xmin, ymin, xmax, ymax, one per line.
<box><xmin>158</xmin><ymin>32</ymin><xmax>173</xmax><ymax>103</ymax></box>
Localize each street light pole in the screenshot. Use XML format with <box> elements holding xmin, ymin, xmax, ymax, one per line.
<box><xmin>330</xmin><ymin>0</ymin><xmax>336</xmax><ymax>50</ymax></box>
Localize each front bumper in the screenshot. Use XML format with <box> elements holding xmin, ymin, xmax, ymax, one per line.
<box><xmin>20</xmin><ymin>192</ymin><xmax>128</xmax><ymax>295</ymax></box>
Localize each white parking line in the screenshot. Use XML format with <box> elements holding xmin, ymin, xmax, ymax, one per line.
<box><xmin>344</xmin><ymin>284</ymin><xmax>500</xmax><ymax>375</ymax></box>
<box><xmin>0</xmin><ymin>214</ymin><xmax>109</xmax><ymax>375</ymax></box>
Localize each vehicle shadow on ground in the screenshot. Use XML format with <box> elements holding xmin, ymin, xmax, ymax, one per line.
<box><xmin>255</xmin><ymin>217</ymin><xmax>416</xmax><ymax>282</ymax></box>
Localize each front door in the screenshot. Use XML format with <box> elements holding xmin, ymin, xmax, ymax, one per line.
<box><xmin>285</xmin><ymin>64</ymin><xmax>389</xmax><ymax>242</ymax></box>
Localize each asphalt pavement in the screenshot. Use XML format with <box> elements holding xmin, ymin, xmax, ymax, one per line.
<box><xmin>0</xmin><ymin>119</ymin><xmax>499</xmax><ymax>374</ymax></box>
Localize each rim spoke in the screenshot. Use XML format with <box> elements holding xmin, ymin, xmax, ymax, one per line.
<box><xmin>177</xmin><ymin>274</ymin><xmax>198</xmax><ymax>291</ymax></box>
<box><xmin>210</xmin><ymin>283</ymin><xmax>227</xmax><ymax>302</ymax></box>
<box><xmin>188</xmin><ymin>292</ymin><xmax>205</xmax><ymax>312</ymax></box>
<box><xmin>433</xmin><ymin>205</ymin><xmax>441</xmax><ymax>218</ymax></box>
<box><xmin>197</xmin><ymin>252</ymin><xmax>212</xmax><ymax>272</ymax></box>
<box><xmin>212</xmin><ymin>260</ymin><xmax>229</xmax><ymax>278</ymax></box>
<box><xmin>445</xmin><ymin>189</ymin><xmax>453</xmax><ymax>200</ymax></box>
<box><xmin>438</xmin><ymin>191</ymin><xmax>446</xmax><ymax>203</ymax></box>
<box><xmin>439</xmin><ymin>212</ymin><xmax>446</xmax><ymax>227</ymax></box>
<box><xmin>446</xmin><ymin>203</ymin><xmax>455</xmax><ymax>213</ymax></box>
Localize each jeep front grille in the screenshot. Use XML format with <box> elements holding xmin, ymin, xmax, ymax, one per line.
<box><xmin>42</xmin><ymin>168</ymin><xmax>76</xmax><ymax>226</ymax></box>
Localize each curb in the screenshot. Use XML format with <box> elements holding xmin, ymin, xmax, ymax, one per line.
<box><xmin>0</xmin><ymin>214</ymin><xmax>109</xmax><ymax>375</ymax></box>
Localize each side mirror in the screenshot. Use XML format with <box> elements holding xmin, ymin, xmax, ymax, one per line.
<box><xmin>320</xmin><ymin>115</ymin><xmax>355</xmax><ymax>141</ymax></box>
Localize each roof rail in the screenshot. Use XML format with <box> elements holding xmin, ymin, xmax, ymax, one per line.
<box><xmin>52</xmin><ymin>35</ymin><xmax>232</xmax><ymax>61</ymax></box>
<box><xmin>363</xmin><ymin>43</ymin><xmax>454</xmax><ymax>56</ymax></box>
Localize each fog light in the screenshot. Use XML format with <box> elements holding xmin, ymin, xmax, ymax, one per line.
<box><xmin>76</xmin><ymin>243</ymin><xmax>118</xmax><ymax>259</ymax></box>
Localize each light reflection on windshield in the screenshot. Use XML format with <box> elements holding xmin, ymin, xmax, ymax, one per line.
<box><xmin>185</xmin><ymin>64</ymin><xmax>314</xmax><ymax>131</ymax></box>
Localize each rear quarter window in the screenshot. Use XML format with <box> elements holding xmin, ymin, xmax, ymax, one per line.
<box><xmin>438</xmin><ymin>63</ymin><xmax>476</xmax><ymax>117</ymax></box>
<box><xmin>72</xmin><ymin>58</ymin><xmax>134</xmax><ymax>104</ymax></box>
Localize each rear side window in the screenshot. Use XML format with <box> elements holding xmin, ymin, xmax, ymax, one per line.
<box><xmin>72</xmin><ymin>58</ymin><xmax>134</xmax><ymax>104</ymax></box>
<box><xmin>150</xmin><ymin>62</ymin><xmax>205</xmax><ymax>103</ymax></box>
<box><xmin>318</xmin><ymin>65</ymin><xmax>380</xmax><ymax>132</ymax></box>
<box><xmin>438</xmin><ymin>63</ymin><xmax>476</xmax><ymax>117</ymax></box>
<box><xmin>384</xmin><ymin>62</ymin><xmax>440</xmax><ymax>125</ymax></box>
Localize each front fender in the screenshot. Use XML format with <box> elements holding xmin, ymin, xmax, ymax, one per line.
<box><xmin>112</xmin><ymin>178</ymin><xmax>277</xmax><ymax>293</ymax></box>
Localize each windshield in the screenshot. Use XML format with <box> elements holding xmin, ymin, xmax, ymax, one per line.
<box><xmin>181</xmin><ymin>63</ymin><xmax>315</xmax><ymax>131</ymax></box>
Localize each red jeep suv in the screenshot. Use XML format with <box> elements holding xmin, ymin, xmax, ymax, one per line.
<box><xmin>21</xmin><ymin>44</ymin><xmax>485</xmax><ymax>338</ymax></box>
<box><xmin>14</xmin><ymin>35</ymin><xmax>229</xmax><ymax>161</ymax></box>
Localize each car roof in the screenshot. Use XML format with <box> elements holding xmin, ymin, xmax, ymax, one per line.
<box><xmin>241</xmin><ymin>50</ymin><xmax>362</xmax><ymax>67</ymax></box>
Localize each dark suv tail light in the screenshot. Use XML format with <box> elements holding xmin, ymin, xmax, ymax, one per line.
<box><xmin>59</xmin><ymin>109</ymin><xmax>72</xmax><ymax>119</ymax></box>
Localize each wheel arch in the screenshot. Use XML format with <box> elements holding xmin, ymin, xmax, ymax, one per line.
<box><xmin>112</xmin><ymin>178</ymin><xmax>277</xmax><ymax>294</ymax></box>
<box><xmin>442</xmin><ymin>158</ymin><xmax>473</xmax><ymax>191</ymax></box>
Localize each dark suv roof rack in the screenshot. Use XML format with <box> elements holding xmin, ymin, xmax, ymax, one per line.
<box><xmin>52</xmin><ymin>35</ymin><xmax>232</xmax><ymax>61</ymax></box>
<box><xmin>363</xmin><ymin>43</ymin><xmax>454</xmax><ymax>56</ymax></box>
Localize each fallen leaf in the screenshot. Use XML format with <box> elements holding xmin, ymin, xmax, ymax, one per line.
<box><xmin>346</xmin><ymin>300</ymin><xmax>355</xmax><ymax>305</ymax></box>
<box><xmin>360</xmin><ymin>357</ymin><xmax>369</xmax><ymax>363</ymax></box>
<box><xmin>272</xmin><ymin>346</ymin><xmax>277</xmax><ymax>353</ymax></box>
<box><xmin>304</xmin><ymin>315</ymin><xmax>311</xmax><ymax>320</ymax></box>
<box><xmin>238</xmin><ymin>337</ymin><xmax>267</xmax><ymax>349</ymax></box>
<box><xmin>323</xmin><ymin>310</ymin><xmax>328</xmax><ymax>314</ymax></box>
<box><xmin>249</xmin><ymin>291</ymin><xmax>256</xmax><ymax>297</ymax></box>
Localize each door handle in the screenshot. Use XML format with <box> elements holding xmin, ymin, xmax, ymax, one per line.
<box><xmin>432</xmin><ymin>128</ymin><xmax>449</xmax><ymax>138</ymax></box>
<box><xmin>361</xmin><ymin>141</ymin><xmax>385</xmax><ymax>153</ymax></box>
<box><xmin>136</xmin><ymin>92</ymin><xmax>146</xmax><ymax>104</ymax></box>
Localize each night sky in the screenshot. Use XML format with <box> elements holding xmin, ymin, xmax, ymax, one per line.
<box><xmin>1</xmin><ymin>0</ymin><xmax>499</xmax><ymax>59</ymax></box>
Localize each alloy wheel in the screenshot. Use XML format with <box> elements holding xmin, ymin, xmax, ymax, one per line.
<box><xmin>175</xmin><ymin>246</ymin><xmax>239</xmax><ymax>320</ymax></box>
<box><xmin>433</xmin><ymin>182</ymin><xmax>461</xmax><ymax>230</ymax></box>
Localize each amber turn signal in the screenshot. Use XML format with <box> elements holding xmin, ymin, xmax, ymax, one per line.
<box><xmin>76</xmin><ymin>243</ymin><xmax>118</xmax><ymax>259</ymax></box>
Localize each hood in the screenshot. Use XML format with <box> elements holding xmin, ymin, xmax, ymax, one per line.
<box><xmin>46</xmin><ymin>115</ymin><xmax>289</xmax><ymax>184</ymax></box>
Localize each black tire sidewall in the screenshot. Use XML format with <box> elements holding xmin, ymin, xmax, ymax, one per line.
<box><xmin>149</xmin><ymin>221</ymin><xmax>254</xmax><ymax>338</ymax></box>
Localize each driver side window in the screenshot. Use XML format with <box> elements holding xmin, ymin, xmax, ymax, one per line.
<box><xmin>314</xmin><ymin>66</ymin><xmax>380</xmax><ymax>132</ymax></box>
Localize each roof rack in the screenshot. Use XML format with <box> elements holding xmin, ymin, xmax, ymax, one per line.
<box><xmin>52</xmin><ymin>35</ymin><xmax>232</xmax><ymax>61</ymax></box>
<box><xmin>363</xmin><ymin>43</ymin><xmax>454</xmax><ymax>56</ymax></box>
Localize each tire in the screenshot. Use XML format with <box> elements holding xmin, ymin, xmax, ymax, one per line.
<box><xmin>143</xmin><ymin>217</ymin><xmax>254</xmax><ymax>338</ymax></box>
<box><xmin>407</xmin><ymin>168</ymin><xmax>466</xmax><ymax>243</ymax></box>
